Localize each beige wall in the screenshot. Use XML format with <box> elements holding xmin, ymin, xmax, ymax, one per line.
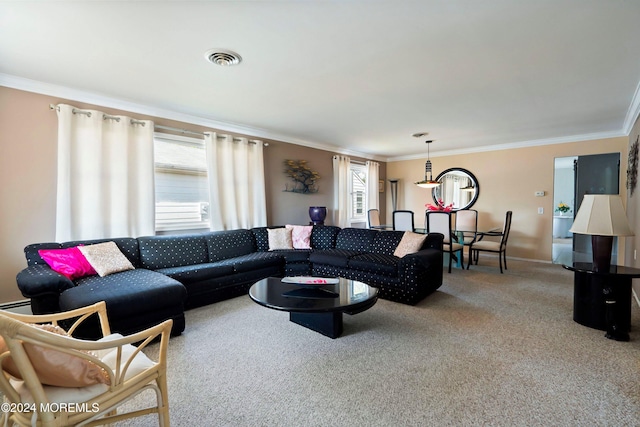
<box><xmin>625</xmin><ymin>114</ymin><xmax>640</xmax><ymax>297</ymax></box>
<box><xmin>0</xmin><ymin>86</ymin><xmax>386</xmax><ymax>303</ymax></box>
<box><xmin>0</xmin><ymin>84</ymin><xmax>634</xmax><ymax>304</ymax></box>
<box><xmin>387</xmin><ymin>137</ymin><xmax>629</xmax><ymax>262</ymax></box>
<box><xmin>264</xmin><ymin>143</ymin><xmax>386</xmax><ymax>227</ymax></box>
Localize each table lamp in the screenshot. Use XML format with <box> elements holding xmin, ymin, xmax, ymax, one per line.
<box><xmin>569</xmin><ymin>194</ymin><xmax>634</xmax><ymax>272</ymax></box>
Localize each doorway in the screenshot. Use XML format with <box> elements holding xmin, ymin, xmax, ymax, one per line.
<box><xmin>552</xmin><ymin>156</ymin><xmax>576</xmax><ymax>263</ymax></box>
<box><xmin>552</xmin><ymin>153</ymin><xmax>621</xmax><ymax>264</ymax></box>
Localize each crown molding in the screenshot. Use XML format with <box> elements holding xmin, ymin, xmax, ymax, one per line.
<box><xmin>2</xmin><ymin>73</ymin><xmax>634</xmax><ymax>164</ymax></box>
<box><xmin>623</xmin><ymin>79</ymin><xmax>640</xmax><ymax>135</ymax></box>
<box><xmin>0</xmin><ymin>73</ymin><xmax>386</xmax><ymax>162</ymax></box>
<box><xmin>387</xmin><ymin>130</ymin><xmax>628</xmax><ymax>162</ymax></box>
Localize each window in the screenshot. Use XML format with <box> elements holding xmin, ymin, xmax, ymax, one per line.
<box><xmin>350</xmin><ymin>163</ymin><xmax>367</xmax><ymax>222</ymax></box>
<box><xmin>154</xmin><ymin>134</ymin><xmax>210</xmax><ymax>232</ymax></box>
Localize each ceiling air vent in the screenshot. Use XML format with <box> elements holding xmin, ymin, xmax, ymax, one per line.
<box><xmin>204</xmin><ymin>49</ymin><xmax>242</xmax><ymax>66</ymax></box>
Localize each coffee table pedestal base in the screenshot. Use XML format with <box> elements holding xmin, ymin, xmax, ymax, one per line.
<box><xmin>290</xmin><ymin>311</ymin><xmax>343</xmax><ymax>339</ymax></box>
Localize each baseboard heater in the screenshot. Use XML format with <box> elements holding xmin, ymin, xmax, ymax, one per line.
<box><xmin>0</xmin><ymin>300</ymin><xmax>30</xmax><ymax>311</ymax></box>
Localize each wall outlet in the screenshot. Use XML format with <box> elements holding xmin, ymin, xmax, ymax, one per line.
<box><xmin>535</xmin><ymin>191</ymin><xmax>545</xmax><ymax>197</ymax></box>
<box><xmin>538</xmin><ymin>207</ymin><xmax>544</xmax><ymax>214</ymax></box>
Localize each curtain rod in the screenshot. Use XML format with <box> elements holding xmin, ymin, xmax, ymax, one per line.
<box><xmin>49</xmin><ymin>104</ymin><xmax>267</xmax><ymax>145</ymax></box>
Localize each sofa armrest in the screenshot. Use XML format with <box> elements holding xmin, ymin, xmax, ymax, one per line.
<box><xmin>421</xmin><ymin>232</ymin><xmax>444</xmax><ymax>251</ymax></box>
<box><xmin>399</xmin><ymin>248</ymin><xmax>443</xmax><ymax>272</ymax></box>
<box><xmin>16</xmin><ymin>265</ymin><xmax>75</xmax><ymax>299</ymax></box>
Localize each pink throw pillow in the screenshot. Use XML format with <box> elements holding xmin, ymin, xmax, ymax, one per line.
<box><xmin>38</xmin><ymin>246</ymin><xmax>97</xmax><ymax>280</ymax></box>
<box><xmin>285</xmin><ymin>225</ymin><xmax>313</xmax><ymax>249</ymax></box>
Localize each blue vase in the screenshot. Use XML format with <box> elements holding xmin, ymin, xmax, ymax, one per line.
<box><xmin>309</xmin><ymin>206</ymin><xmax>327</xmax><ymax>224</ymax></box>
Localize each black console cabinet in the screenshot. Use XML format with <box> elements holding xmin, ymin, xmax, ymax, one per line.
<box><xmin>563</xmin><ymin>261</ymin><xmax>640</xmax><ymax>342</ymax></box>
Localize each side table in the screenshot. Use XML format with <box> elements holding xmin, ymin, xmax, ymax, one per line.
<box><xmin>562</xmin><ymin>261</ymin><xmax>640</xmax><ymax>341</ymax></box>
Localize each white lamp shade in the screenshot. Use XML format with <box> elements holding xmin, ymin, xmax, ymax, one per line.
<box><xmin>569</xmin><ymin>194</ymin><xmax>634</xmax><ymax>236</ymax></box>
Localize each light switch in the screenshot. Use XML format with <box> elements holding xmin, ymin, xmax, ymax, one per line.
<box><xmin>538</xmin><ymin>207</ymin><xmax>544</xmax><ymax>214</ymax></box>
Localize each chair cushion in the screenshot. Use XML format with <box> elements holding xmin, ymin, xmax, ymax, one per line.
<box><xmin>10</xmin><ymin>335</ymin><xmax>155</xmax><ymax>405</ymax></box>
<box><xmin>472</xmin><ymin>241</ymin><xmax>501</xmax><ymax>251</ymax></box>
<box><xmin>0</xmin><ymin>324</ymin><xmax>110</xmax><ymax>387</ymax></box>
<box><xmin>11</xmin><ymin>379</ymin><xmax>108</xmax><ymax>406</ymax></box>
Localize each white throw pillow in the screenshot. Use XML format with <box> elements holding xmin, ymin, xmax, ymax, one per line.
<box><xmin>267</xmin><ymin>228</ymin><xmax>294</xmax><ymax>250</ymax></box>
<box><xmin>393</xmin><ymin>232</ymin><xmax>427</xmax><ymax>258</ymax></box>
<box><xmin>79</xmin><ymin>242</ymin><xmax>135</xmax><ymax>277</ymax></box>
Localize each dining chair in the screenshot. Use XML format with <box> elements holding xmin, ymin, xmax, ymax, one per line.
<box><xmin>455</xmin><ymin>209</ymin><xmax>478</xmax><ymax>247</ymax></box>
<box><xmin>426</xmin><ymin>210</ymin><xmax>464</xmax><ymax>273</ymax></box>
<box><xmin>368</xmin><ymin>209</ymin><xmax>381</xmax><ymax>229</ymax></box>
<box><xmin>392</xmin><ymin>210</ymin><xmax>415</xmax><ymax>231</ymax></box>
<box><xmin>0</xmin><ymin>301</ymin><xmax>172</xmax><ymax>427</ymax></box>
<box><xmin>467</xmin><ymin>210</ymin><xmax>513</xmax><ymax>273</ymax></box>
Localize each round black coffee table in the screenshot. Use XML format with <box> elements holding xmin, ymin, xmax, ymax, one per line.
<box><xmin>249</xmin><ymin>277</ymin><xmax>378</xmax><ymax>338</ymax></box>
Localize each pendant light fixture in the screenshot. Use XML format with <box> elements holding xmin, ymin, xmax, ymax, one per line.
<box><xmin>413</xmin><ymin>133</ymin><xmax>440</xmax><ymax>189</ymax></box>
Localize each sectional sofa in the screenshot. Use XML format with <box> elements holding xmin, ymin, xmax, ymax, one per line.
<box><xmin>16</xmin><ymin>226</ymin><xmax>443</xmax><ymax>338</ymax></box>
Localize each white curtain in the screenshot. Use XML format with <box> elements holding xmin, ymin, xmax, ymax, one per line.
<box><xmin>366</xmin><ymin>160</ymin><xmax>379</xmax><ymax>210</ymax></box>
<box><xmin>333</xmin><ymin>155</ymin><xmax>351</xmax><ymax>228</ymax></box>
<box><xmin>205</xmin><ymin>133</ymin><xmax>267</xmax><ymax>230</ymax></box>
<box><xmin>55</xmin><ymin>104</ymin><xmax>155</xmax><ymax>241</ymax></box>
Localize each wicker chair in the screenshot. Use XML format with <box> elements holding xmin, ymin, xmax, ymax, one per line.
<box><xmin>0</xmin><ymin>301</ymin><xmax>171</xmax><ymax>427</ymax></box>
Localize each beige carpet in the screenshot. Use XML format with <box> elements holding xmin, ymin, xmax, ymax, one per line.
<box><xmin>115</xmin><ymin>259</ymin><xmax>640</xmax><ymax>426</ymax></box>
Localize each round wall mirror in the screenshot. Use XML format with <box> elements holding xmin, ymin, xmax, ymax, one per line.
<box><xmin>432</xmin><ymin>168</ymin><xmax>480</xmax><ymax>210</ymax></box>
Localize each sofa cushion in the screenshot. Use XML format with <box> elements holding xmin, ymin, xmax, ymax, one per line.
<box><xmin>270</xmin><ymin>249</ymin><xmax>311</xmax><ymax>264</ymax></box>
<box><xmin>60</xmin><ymin>269</ymin><xmax>186</xmax><ymax>318</ymax></box>
<box><xmin>205</xmin><ymin>229</ymin><xmax>256</xmax><ymax>262</ymax></box>
<box><xmin>371</xmin><ymin>231</ymin><xmax>405</xmax><ymax>255</ymax></box>
<box><xmin>348</xmin><ymin>253</ymin><xmax>399</xmax><ymax>277</ymax></box>
<box><xmin>309</xmin><ymin>249</ymin><xmax>363</xmax><ymax>268</ymax></box>
<box><xmin>138</xmin><ymin>235</ymin><xmax>209</xmax><ymax>270</ymax></box>
<box><xmin>155</xmin><ymin>263</ymin><xmax>235</xmax><ymax>284</ymax></box>
<box><xmin>335</xmin><ymin>228</ymin><xmax>378</xmax><ymax>252</ymax></box>
<box><xmin>310</xmin><ymin>226</ymin><xmax>340</xmax><ymax>250</ymax></box>
<box><xmin>218</xmin><ymin>252</ymin><xmax>284</xmax><ymax>273</ymax></box>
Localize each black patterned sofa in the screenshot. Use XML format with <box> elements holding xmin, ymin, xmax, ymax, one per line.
<box><xmin>16</xmin><ymin>226</ymin><xmax>443</xmax><ymax>338</ymax></box>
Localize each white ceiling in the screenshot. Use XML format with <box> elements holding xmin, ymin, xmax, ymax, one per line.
<box><xmin>2</xmin><ymin>1</ymin><xmax>640</xmax><ymax>161</ymax></box>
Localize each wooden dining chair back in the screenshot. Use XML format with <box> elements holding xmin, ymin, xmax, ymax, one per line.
<box><xmin>467</xmin><ymin>210</ymin><xmax>513</xmax><ymax>273</ymax></box>
<box><xmin>392</xmin><ymin>210</ymin><xmax>415</xmax><ymax>231</ymax></box>
<box><xmin>0</xmin><ymin>301</ymin><xmax>172</xmax><ymax>427</ymax></box>
<box><xmin>426</xmin><ymin>210</ymin><xmax>464</xmax><ymax>273</ymax></box>
<box><xmin>368</xmin><ymin>209</ymin><xmax>381</xmax><ymax>228</ymax></box>
<box><xmin>455</xmin><ymin>209</ymin><xmax>478</xmax><ymax>246</ymax></box>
